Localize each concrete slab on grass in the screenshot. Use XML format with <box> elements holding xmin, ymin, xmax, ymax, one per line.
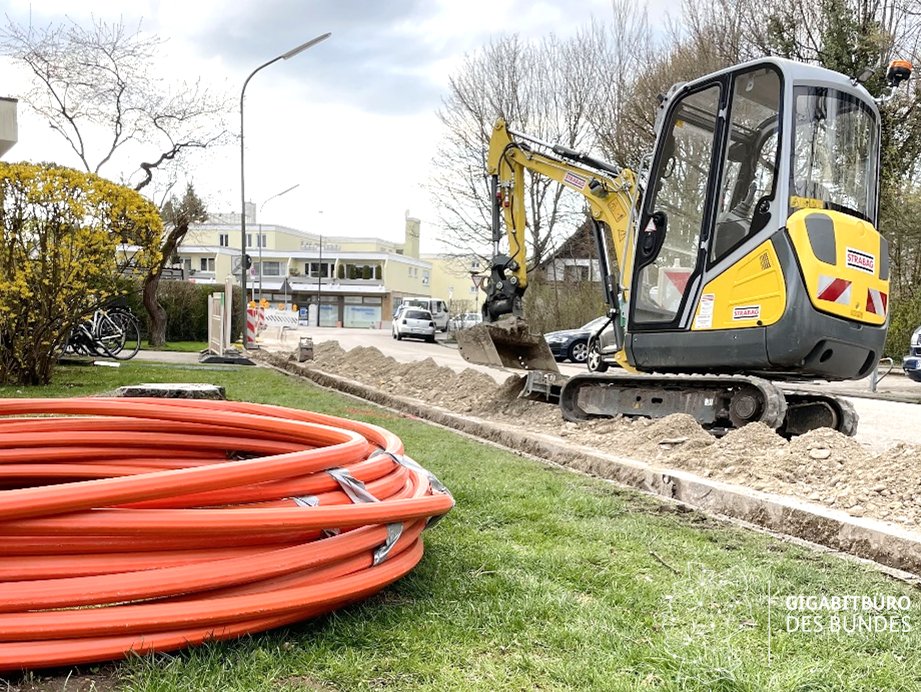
<box><xmin>115</xmin><ymin>383</ymin><xmax>226</xmax><ymax>399</ymax></box>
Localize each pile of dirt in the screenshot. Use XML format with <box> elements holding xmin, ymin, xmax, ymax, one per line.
<box><xmin>297</xmin><ymin>341</ymin><xmax>921</xmax><ymax>530</ymax></box>
<box><xmin>308</xmin><ymin>343</ymin><xmax>554</xmax><ymax>421</ymax></box>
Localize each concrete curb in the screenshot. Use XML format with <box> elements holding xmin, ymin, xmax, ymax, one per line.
<box><xmin>266</xmin><ymin>354</ymin><xmax>921</xmax><ymax>576</ymax></box>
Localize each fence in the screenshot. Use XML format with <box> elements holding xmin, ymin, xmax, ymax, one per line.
<box><xmin>261</xmin><ymin>308</ymin><xmax>299</xmax><ymax>341</ymax></box>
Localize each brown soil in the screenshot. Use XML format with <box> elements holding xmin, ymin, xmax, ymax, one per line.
<box><xmin>299</xmin><ymin>342</ymin><xmax>921</xmax><ymax>530</ymax></box>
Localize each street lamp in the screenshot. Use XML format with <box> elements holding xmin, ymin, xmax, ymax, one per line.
<box><xmin>316</xmin><ymin>234</ymin><xmax>323</xmax><ymax>327</ymax></box>
<box><xmin>240</xmin><ymin>32</ymin><xmax>330</xmax><ymax>347</ymax></box>
<box><xmin>307</xmin><ymin>210</ymin><xmax>325</xmax><ymax>327</ymax></box>
<box><xmin>258</xmin><ymin>183</ymin><xmax>301</xmax><ymax>303</ymax></box>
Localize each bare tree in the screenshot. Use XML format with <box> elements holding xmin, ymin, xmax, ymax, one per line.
<box><xmin>586</xmin><ymin>2</ymin><xmax>657</xmax><ymax>168</ymax></box>
<box><xmin>429</xmin><ymin>31</ymin><xmax>602</xmax><ymax>270</ymax></box>
<box><xmin>2</xmin><ymin>16</ymin><xmax>233</xmax><ymax>344</ymax></box>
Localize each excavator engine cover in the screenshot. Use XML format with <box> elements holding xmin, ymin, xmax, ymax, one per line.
<box><xmin>456</xmin><ymin>316</ymin><xmax>560</xmax><ymax>373</ymax></box>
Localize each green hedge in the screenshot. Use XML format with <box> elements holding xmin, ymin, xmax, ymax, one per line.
<box><xmin>884</xmin><ymin>292</ymin><xmax>921</xmax><ymax>359</ymax></box>
<box><xmin>121</xmin><ymin>280</ymin><xmax>244</xmax><ymax>343</ymax></box>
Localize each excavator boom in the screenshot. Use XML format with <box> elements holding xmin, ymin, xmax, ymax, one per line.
<box><xmin>455</xmin><ymin>119</ymin><xmax>639</xmax><ymax>373</ymax></box>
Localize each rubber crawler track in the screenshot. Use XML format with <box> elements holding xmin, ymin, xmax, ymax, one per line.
<box><xmin>0</xmin><ymin>398</ymin><xmax>453</xmax><ymax>672</ymax></box>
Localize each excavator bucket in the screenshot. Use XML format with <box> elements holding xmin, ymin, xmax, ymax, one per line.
<box><xmin>455</xmin><ymin>316</ymin><xmax>560</xmax><ymax>373</ymax></box>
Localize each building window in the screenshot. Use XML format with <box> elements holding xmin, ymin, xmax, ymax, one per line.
<box><xmin>219</xmin><ymin>233</ymin><xmax>229</xmax><ymax>247</ymax></box>
<box><xmin>261</xmin><ymin>261</ymin><xmax>281</xmax><ymax>276</ymax></box>
<box><xmin>246</xmin><ymin>234</ymin><xmax>252</xmax><ymax>248</ymax></box>
<box><xmin>342</xmin><ymin>263</ymin><xmax>381</xmax><ymax>280</ymax></box>
<box><xmin>564</xmin><ymin>264</ymin><xmax>589</xmax><ymax>282</ymax></box>
<box><xmin>471</xmin><ymin>259</ymin><xmax>481</xmax><ymax>270</ymax></box>
<box><xmin>306</xmin><ymin>262</ymin><xmax>332</xmax><ymax>278</ymax></box>
<box><xmin>258</xmin><ymin>234</ymin><xmax>266</xmax><ymax>248</ymax></box>
<box><xmin>199</xmin><ymin>257</ymin><xmax>215</xmax><ymax>272</ymax></box>
<box><xmin>182</xmin><ymin>258</ymin><xmax>192</xmax><ymax>272</ymax></box>
<box><xmin>422</xmin><ymin>271</ymin><xmax>430</xmax><ymax>286</ymax></box>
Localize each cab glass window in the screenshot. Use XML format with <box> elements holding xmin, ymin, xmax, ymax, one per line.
<box><xmin>712</xmin><ymin>67</ymin><xmax>781</xmax><ymax>263</ymax></box>
<box><xmin>790</xmin><ymin>86</ymin><xmax>878</xmax><ymax>223</ymax></box>
<box><xmin>635</xmin><ymin>84</ymin><xmax>721</xmax><ymax>324</ymax></box>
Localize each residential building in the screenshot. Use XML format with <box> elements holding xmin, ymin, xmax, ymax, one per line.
<box><xmin>423</xmin><ymin>253</ymin><xmax>487</xmax><ymax>317</ymax></box>
<box><xmin>540</xmin><ymin>218</ymin><xmax>602</xmax><ymax>283</ymax></box>
<box><xmin>0</xmin><ymin>97</ymin><xmax>17</xmax><ymax>157</ymax></box>
<box><xmin>176</xmin><ymin>210</ymin><xmax>471</xmax><ymax>327</ymax></box>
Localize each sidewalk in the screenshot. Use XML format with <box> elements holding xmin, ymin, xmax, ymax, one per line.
<box><xmin>134</xmin><ymin>350</ymin><xmax>206</xmax><ymax>365</ymax></box>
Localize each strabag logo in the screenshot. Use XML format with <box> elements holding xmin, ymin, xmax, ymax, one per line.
<box><xmin>563</xmin><ymin>171</ymin><xmax>587</xmax><ymax>190</ymax></box>
<box><xmin>732</xmin><ymin>305</ymin><xmax>761</xmax><ymax>321</ymax></box>
<box><xmin>846</xmin><ymin>248</ymin><xmax>875</xmax><ymax>274</ymax></box>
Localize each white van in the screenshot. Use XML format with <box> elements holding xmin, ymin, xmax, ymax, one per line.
<box><xmin>394</xmin><ymin>297</ymin><xmax>450</xmax><ymax>332</ymax></box>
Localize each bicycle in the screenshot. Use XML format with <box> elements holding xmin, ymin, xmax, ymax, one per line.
<box><xmin>65</xmin><ymin>306</ymin><xmax>141</xmax><ymax>360</ymax></box>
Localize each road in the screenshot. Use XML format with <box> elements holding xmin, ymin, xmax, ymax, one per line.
<box><xmin>263</xmin><ymin>326</ymin><xmax>921</xmax><ymax>454</ymax></box>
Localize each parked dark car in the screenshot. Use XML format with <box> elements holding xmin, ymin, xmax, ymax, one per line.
<box><xmin>903</xmin><ymin>325</ymin><xmax>921</xmax><ymax>382</ymax></box>
<box><xmin>544</xmin><ymin>316</ymin><xmax>608</xmax><ymax>364</ymax></box>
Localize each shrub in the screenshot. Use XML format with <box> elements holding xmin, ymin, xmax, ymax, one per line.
<box><xmin>522</xmin><ymin>274</ymin><xmax>609</xmax><ymax>334</ymax></box>
<box><xmin>884</xmin><ymin>291</ymin><xmax>921</xmax><ymax>358</ymax></box>
<box><xmin>134</xmin><ymin>281</ymin><xmax>244</xmax><ymax>343</ymax></box>
<box><xmin>0</xmin><ymin>163</ymin><xmax>161</xmax><ymax>385</ymax></box>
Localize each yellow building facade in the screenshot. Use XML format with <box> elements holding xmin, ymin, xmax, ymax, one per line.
<box><xmin>175</xmin><ymin>211</ymin><xmax>482</xmax><ymax>327</ymax></box>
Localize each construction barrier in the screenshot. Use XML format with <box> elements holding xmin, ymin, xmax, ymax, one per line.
<box><xmin>262</xmin><ymin>308</ymin><xmax>299</xmax><ymax>340</ymax></box>
<box><xmin>208</xmin><ymin>293</ymin><xmax>224</xmax><ymax>355</ymax></box>
<box><xmin>245</xmin><ymin>308</ymin><xmax>258</xmax><ymax>348</ymax></box>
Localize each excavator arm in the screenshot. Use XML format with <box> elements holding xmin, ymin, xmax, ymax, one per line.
<box><xmin>461</xmin><ymin>119</ymin><xmax>641</xmax><ymax>371</ymax></box>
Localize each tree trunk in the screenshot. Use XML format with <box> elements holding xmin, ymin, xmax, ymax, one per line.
<box><xmin>143</xmin><ymin>270</ymin><xmax>167</xmax><ymax>347</ymax></box>
<box><xmin>142</xmin><ymin>217</ymin><xmax>190</xmax><ymax>348</ymax></box>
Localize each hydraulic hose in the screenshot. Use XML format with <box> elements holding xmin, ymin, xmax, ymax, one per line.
<box><xmin>0</xmin><ymin>397</ymin><xmax>453</xmax><ymax>672</ymax></box>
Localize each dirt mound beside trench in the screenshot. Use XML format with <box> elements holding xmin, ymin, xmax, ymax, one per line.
<box><xmin>300</xmin><ymin>341</ymin><xmax>921</xmax><ymax>530</ymax></box>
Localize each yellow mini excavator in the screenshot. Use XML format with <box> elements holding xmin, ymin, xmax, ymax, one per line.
<box><xmin>456</xmin><ymin>57</ymin><xmax>913</xmax><ymax>436</ymax></box>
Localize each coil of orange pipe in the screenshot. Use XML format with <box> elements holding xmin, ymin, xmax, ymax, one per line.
<box><xmin>0</xmin><ymin>397</ymin><xmax>453</xmax><ymax>672</ymax></box>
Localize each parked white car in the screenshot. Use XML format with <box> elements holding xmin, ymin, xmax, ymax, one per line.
<box><xmin>450</xmin><ymin>312</ymin><xmax>483</xmax><ymax>331</ymax></box>
<box><xmin>393</xmin><ymin>297</ymin><xmax>450</xmax><ymax>332</ymax></box>
<box><xmin>392</xmin><ymin>308</ymin><xmax>437</xmax><ymax>342</ymax></box>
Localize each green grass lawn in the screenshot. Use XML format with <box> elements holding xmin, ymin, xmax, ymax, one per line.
<box><xmin>4</xmin><ymin>362</ymin><xmax>921</xmax><ymax>691</ymax></box>
<box><xmin>141</xmin><ymin>340</ymin><xmax>207</xmax><ymax>352</ymax></box>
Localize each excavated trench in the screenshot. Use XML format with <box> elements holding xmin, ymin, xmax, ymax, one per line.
<box><xmin>262</xmin><ymin>341</ymin><xmax>921</xmax><ymax>574</ymax></box>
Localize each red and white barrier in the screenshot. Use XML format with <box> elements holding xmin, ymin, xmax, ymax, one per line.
<box><xmin>246</xmin><ymin>308</ymin><xmax>258</xmax><ymax>348</ymax></box>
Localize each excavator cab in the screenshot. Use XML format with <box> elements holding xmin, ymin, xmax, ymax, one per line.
<box><xmin>625</xmin><ymin>58</ymin><xmax>888</xmax><ymax>381</ymax></box>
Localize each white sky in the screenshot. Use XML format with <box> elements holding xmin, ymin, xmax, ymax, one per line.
<box><xmin>1</xmin><ymin>0</ymin><xmax>671</xmax><ymax>253</ymax></box>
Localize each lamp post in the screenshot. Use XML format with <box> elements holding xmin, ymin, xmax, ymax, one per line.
<box><xmin>310</xmin><ymin>210</ymin><xmax>325</xmax><ymax>327</ymax></box>
<box><xmin>240</xmin><ymin>32</ymin><xmax>330</xmax><ymax>347</ymax></box>
<box><xmin>258</xmin><ymin>183</ymin><xmax>301</xmax><ymax>303</ymax></box>
<box><xmin>316</xmin><ymin>234</ymin><xmax>323</xmax><ymax>327</ymax></box>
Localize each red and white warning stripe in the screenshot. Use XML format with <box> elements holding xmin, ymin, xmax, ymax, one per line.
<box><xmin>817</xmin><ymin>275</ymin><xmax>852</xmax><ymax>305</ymax></box>
<box><xmin>866</xmin><ymin>287</ymin><xmax>888</xmax><ymax>316</ymax></box>
<box><xmin>246</xmin><ymin>308</ymin><xmax>258</xmax><ymax>347</ymax></box>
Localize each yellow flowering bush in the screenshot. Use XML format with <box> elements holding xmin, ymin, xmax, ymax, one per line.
<box><xmin>0</xmin><ymin>162</ymin><xmax>162</xmax><ymax>384</ymax></box>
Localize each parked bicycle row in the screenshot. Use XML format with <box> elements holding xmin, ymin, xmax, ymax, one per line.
<box><xmin>64</xmin><ymin>304</ymin><xmax>142</xmax><ymax>361</ymax></box>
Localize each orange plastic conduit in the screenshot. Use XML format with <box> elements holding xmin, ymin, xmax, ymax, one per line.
<box><xmin>0</xmin><ymin>397</ymin><xmax>453</xmax><ymax>672</ymax></box>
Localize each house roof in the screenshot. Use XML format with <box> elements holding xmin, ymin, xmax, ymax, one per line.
<box><xmin>542</xmin><ymin>217</ymin><xmax>596</xmax><ymax>264</ymax></box>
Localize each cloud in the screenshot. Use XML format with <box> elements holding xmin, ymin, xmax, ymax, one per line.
<box><xmin>193</xmin><ymin>0</ymin><xmax>449</xmax><ymax>115</ymax></box>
